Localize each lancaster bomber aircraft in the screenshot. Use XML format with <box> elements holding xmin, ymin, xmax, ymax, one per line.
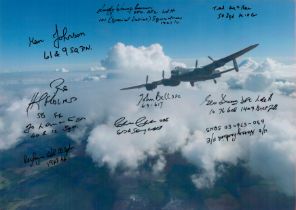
<box><xmin>120</xmin><ymin>44</ymin><xmax>259</xmax><ymax>91</ymax></box>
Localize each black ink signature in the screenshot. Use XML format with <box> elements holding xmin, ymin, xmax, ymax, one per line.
<box><xmin>24</xmin><ymin>152</ymin><xmax>45</xmax><ymax>167</ymax></box>
<box><xmin>46</xmin><ymin>144</ymin><xmax>74</xmax><ymax>158</ymax></box>
<box><xmin>26</xmin><ymin>78</ymin><xmax>77</xmax><ymax>116</ymax></box>
<box><xmin>23</xmin><ymin>144</ymin><xmax>74</xmax><ymax>167</ymax></box>
<box><xmin>53</xmin><ymin>24</ymin><xmax>86</xmax><ymax>48</ymax></box>
<box><xmin>28</xmin><ymin>37</ymin><xmax>44</xmax><ymax>47</ymax></box>
<box><xmin>200</xmin><ymin>94</ymin><xmax>216</xmax><ymax>105</ymax></box>
<box><xmin>114</xmin><ymin>116</ymin><xmax>157</xmax><ymax>128</ymax></box>
<box><xmin>219</xmin><ymin>94</ymin><xmax>238</xmax><ymax>105</ymax></box>
<box><xmin>201</xmin><ymin>93</ymin><xmax>274</xmax><ymax>107</ymax></box>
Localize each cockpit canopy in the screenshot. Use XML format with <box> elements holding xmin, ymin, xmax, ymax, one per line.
<box><xmin>171</xmin><ymin>69</ymin><xmax>179</xmax><ymax>76</ymax></box>
<box><xmin>171</xmin><ymin>66</ymin><xmax>189</xmax><ymax>76</ymax></box>
<box><xmin>174</xmin><ymin>66</ymin><xmax>185</xmax><ymax>70</ymax></box>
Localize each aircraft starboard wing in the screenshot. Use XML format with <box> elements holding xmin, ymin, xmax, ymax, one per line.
<box><xmin>202</xmin><ymin>44</ymin><xmax>259</xmax><ymax>70</ymax></box>
<box><xmin>217</xmin><ymin>44</ymin><xmax>259</xmax><ymax>65</ymax></box>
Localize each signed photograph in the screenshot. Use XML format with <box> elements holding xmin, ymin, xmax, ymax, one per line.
<box><xmin>0</xmin><ymin>0</ymin><xmax>295</xmax><ymax>209</ymax></box>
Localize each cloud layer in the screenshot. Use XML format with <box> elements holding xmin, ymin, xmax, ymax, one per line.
<box><xmin>1</xmin><ymin>43</ymin><xmax>295</xmax><ymax>196</ymax></box>
<box><xmin>227</xmin><ymin>57</ymin><xmax>296</xmax><ymax>97</ymax></box>
<box><xmin>0</xmin><ymin>91</ymin><xmax>35</xmax><ymax>150</ymax></box>
<box><xmin>101</xmin><ymin>42</ymin><xmax>172</xmax><ymax>72</ymax></box>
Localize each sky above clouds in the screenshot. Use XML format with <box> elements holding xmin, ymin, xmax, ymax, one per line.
<box><xmin>0</xmin><ymin>0</ymin><xmax>295</xmax><ymax>71</ymax></box>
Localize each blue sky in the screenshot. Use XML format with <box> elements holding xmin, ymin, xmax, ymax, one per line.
<box><xmin>0</xmin><ymin>0</ymin><xmax>294</xmax><ymax>71</ymax></box>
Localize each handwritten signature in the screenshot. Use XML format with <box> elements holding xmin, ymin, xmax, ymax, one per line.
<box><xmin>53</xmin><ymin>24</ymin><xmax>86</xmax><ymax>49</ymax></box>
<box><xmin>201</xmin><ymin>93</ymin><xmax>274</xmax><ymax>106</ymax></box>
<box><xmin>114</xmin><ymin>116</ymin><xmax>157</xmax><ymax>128</ymax></box>
<box><xmin>24</xmin><ymin>144</ymin><xmax>74</xmax><ymax>167</ymax></box>
<box><xmin>26</xmin><ymin>78</ymin><xmax>77</xmax><ymax>116</ymax></box>
<box><xmin>114</xmin><ymin>116</ymin><xmax>169</xmax><ymax>135</ymax></box>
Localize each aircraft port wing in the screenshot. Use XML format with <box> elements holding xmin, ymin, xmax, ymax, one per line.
<box><xmin>120</xmin><ymin>84</ymin><xmax>148</xmax><ymax>90</ymax></box>
<box><xmin>120</xmin><ymin>80</ymin><xmax>163</xmax><ymax>90</ymax></box>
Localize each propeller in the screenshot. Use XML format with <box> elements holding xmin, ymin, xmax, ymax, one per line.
<box><xmin>162</xmin><ymin>70</ymin><xmax>164</xmax><ymax>79</ymax></box>
<box><xmin>146</xmin><ymin>75</ymin><xmax>148</xmax><ymax>84</ymax></box>
<box><xmin>195</xmin><ymin>59</ymin><xmax>198</xmax><ymax>68</ymax></box>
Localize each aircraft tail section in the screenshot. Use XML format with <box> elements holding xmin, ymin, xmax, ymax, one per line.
<box><xmin>233</xmin><ymin>59</ymin><xmax>239</xmax><ymax>72</ymax></box>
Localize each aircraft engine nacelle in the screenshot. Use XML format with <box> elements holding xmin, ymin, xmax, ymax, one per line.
<box><xmin>145</xmin><ymin>83</ymin><xmax>157</xmax><ymax>91</ymax></box>
<box><xmin>162</xmin><ymin>79</ymin><xmax>180</xmax><ymax>86</ymax></box>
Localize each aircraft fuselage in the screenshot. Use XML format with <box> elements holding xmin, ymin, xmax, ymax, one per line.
<box><xmin>169</xmin><ymin>67</ymin><xmax>220</xmax><ymax>84</ymax></box>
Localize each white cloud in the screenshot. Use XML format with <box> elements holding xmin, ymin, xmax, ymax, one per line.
<box><xmin>272</xmin><ymin>80</ymin><xmax>296</xmax><ymax>97</ymax></box>
<box><xmin>152</xmin><ymin>155</ymin><xmax>166</xmax><ymax>174</ymax></box>
<box><xmin>227</xmin><ymin>58</ymin><xmax>296</xmax><ymax>96</ymax></box>
<box><xmin>55</xmin><ymin>67</ymin><xmax>69</xmax><ymax>73</ymax></box>
<box><xmin>101</xmin><ymin>42</ymin><xmax>172</xmax><ymax>72</ymax></box>
<box><xmin>244</xmin><ymin>73</ymin><xmax>273</xmax><ymax>91</ymax></box>
<box><xmin>170</xmin><ymin>61</ymin><xmax>187</xmax><ymax>69</ymax></box>
<box><xmin>0</xmin><ymin>95</ymin><xmax>33</xmax><ymax>150</ymax></box>
<box><xmin>246</xmin><ymin>113</ymin><xmax>296</xmax><ymax>195</ymax></box>
<box><xmin>82</xmin><ymin>74</ymin><xmax>107</xmax><ymax>81</ymax></box>
<box><xmin>239</xmin><ymin>57</ymin><xmax>259</xmax><ymax>69</ymax></box>
<box><xmin>254</xmin><ymin>57</ymin><xmax>282</xmax><ymax>72</ymax></box>
<box><xmin>86</xmin><ymin>104</ymin><xmax>190</xmax><ymax>172</ymax></box>
<box><xmin>90</xmin><ymin>66</ymin><xmax>106</xmax><ymax>71</ymax></box>
<box><xmin>181</xmin><ymin>129</ymin><xmax>243</xmax><ymax>189</ymax></box>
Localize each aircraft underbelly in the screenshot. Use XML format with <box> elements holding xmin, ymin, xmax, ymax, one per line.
<box><xmin>179</xmin><ymin>73</ymin><xmax>218</xmax><ymax>82</ymax></box>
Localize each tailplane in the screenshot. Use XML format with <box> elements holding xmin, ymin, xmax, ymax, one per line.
<box><xmin>233</xmin><ymin>59</ymin><xmax>239</xmax><ymax>72</ymax></box>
